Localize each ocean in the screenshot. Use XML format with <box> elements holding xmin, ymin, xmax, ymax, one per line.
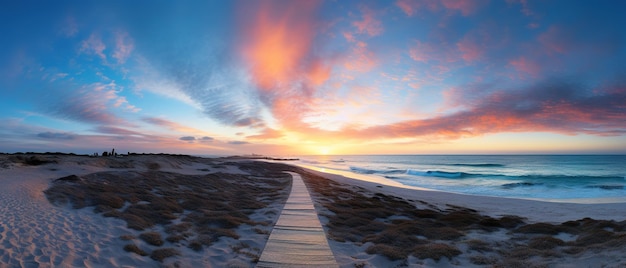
<box><xmin>292</xmin><ymin>155</ymin><xmax>626</xmax><ymax>201</ymax></box>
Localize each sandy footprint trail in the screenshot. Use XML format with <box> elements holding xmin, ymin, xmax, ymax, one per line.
<box><xmin>0</xmin><ymin>165</ymin><xmax>149</xmax><ymax>267</ymax></box>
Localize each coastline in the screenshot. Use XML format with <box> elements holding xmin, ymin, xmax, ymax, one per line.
<box><xmin>1</xmin><ymin>154</ymin><xmax>625</xmax><ymax>267</ymax></box>
<box><xmin>294</xmin><ymin>164</ymin><xmax>626</xmax><ymax>223</ymax></box>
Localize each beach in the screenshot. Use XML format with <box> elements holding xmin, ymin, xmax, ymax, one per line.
<box><xmin>1</xmin><ymin>154</ymin><xmax>625</xmax><ymax>267</ymax></box>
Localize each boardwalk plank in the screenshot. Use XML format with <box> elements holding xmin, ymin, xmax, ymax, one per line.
<box><xmin>256</xmin><ymin>172</ymin><xmax>338</xmax><ymax>268</ymax></box>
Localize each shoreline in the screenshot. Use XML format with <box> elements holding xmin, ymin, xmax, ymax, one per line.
<box><xmin>2</xmin><ymin>154</ymin><xmax>626</xmax><ymax>267</ymax></box>
<box><xmin>291</xmin><ymin>161</ymin><xmax>626</xmax><ymax>205</ymax></box>
<box><xmin>292</xmin><ymin>163</ymin><xmax>626</xmax><ymax>223</ymax></box>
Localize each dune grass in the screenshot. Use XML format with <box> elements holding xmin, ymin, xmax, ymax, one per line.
<box><xmin>294</xmin><ymin>168</ymin><xmax>626</xmax><ymax>266</ymax></box>
<box><xmin>45</xmin><ymin>164</ymin><xmax>291</xmax><ymax>263</ymax></box>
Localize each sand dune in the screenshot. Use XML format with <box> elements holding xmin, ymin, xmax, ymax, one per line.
<box><xmin>1</xmin><ymin>154</ymin><xmax>626</xmax><ymax>267</ymax></box>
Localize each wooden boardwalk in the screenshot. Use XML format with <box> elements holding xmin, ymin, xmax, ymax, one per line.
<box><xmin>256</xmin><ymin>172</ymin><xmax>338</xmax><ymax>268</ymax></box>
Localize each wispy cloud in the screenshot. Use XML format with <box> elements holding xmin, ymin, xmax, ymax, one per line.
<box><xmin>113</xmin><ymin>31</ymin><xmax>134</xmax><ymax>64</ymax></box>
<box><xmin>441</xmin><ymin>0</ymin><xmax>485</xmax><ymax>16</ymax></box>
<box><xmin>79</xmin><ymin>33</ymin><xmax>106</xmax><ymax>61</ymax></box>
<box><xmin>228</xmin><ymin>140</ymin><xmax>249</xmax><ymax>145</ymax></box>
<box><xmin>345</xmin><ymin>78</ymin><xmax>626</xmax><ymax>140</ymax></box>
<box><xmin>37</xmin><ymin>131</ymin><xmax>76</xmax><ymax>140</ymax></box>
<box><xmin>352</xmin><ymin>6</ymin><xmax>383</xmax><ymax>36</ymax></box>
<box><xmin>142</xmin><ymin>117</ymin><xmax>204</xmax><ymax>133</ymax></box>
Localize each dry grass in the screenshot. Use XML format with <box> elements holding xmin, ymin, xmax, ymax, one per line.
<box><xmin>412</xmin><ymin>243</ymin><xmax>462</xmax><ymax>261</ymax></box>
<box><xmin>294</xmin><ymin>167</ymin><xmax>626</xmax><ymax>265</ymax></box>
<box><xmin>150</xmin><ymin>248</ymin><xmax>180</xmax><ymax>262</ymax></box>
<box><xmin>123</xmin><ymin>244</ymin><xmax>148</xmax><ymax>256</ymax></box>
<box><xmin>44</xmin><ymin>159</ymin><xmax>292</xmax><ymax>262</ymax></box>
<box><xmin>140</xmin><ymin>232</ymin><xmax>164</xmax><ymax>246</ymax></box>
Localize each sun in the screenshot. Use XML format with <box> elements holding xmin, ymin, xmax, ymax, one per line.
<box><xmin>320</xmin><ymin>147</ymin><xmax>330</xmax><ymax>155</ymax></box>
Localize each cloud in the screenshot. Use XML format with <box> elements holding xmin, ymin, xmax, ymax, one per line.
<box><xmin>347</xmin><ymin>78</ymin><xmax>626</xmax><ymax>139</ymax></box>
<box><xmin>456</xmin><ymin>35</ymin><xmax>484</xmax><ymax>62</ymax></box>
<box><xmin>352</xmin><ymin>6</ymin><xmax>383</xmax><ymax>36</ymax></box>
<box><xmin>441</xmin><ymin>0</ymin><xmax>484</xmax><ymax>16</ymax></box>
<box><xmin>79</xmin><ymin>33</ymin><xmax>106</xmax><ymax>60</ymax></box>
<box><xmin>95</xmin><ymin>126</ymin><xmax>144</xmax><ymax>136</ymax></box>
<box><xmin>200</xmin><ymin>136</ymin><xmax>214</xmax><ymax>142</ymax></box>
<box><xmin>228</xmin><ymin>141</ymin><xmax>249</xmax><ymax>145</ymax></box>
<box><xmin>343</xmin><ymin>41</ymin><xmax>377</xmax><ymax>72</ymax></box>
<box><xmin>113</xmin><ymin>31</ymin><xmax>134</xmax><ymax>64</ymax></box>
<box><xmin>246</xmin><ymin>128</ymin><xmax>284</xmax><ymax>140</ymax></box>
<box><xmin>396</xmin><ymin>0</ymin><xmax>439</xmax><ymax>16</ymax></box>
<box><xmin>509</xmin><ymin>56</ymin><xmax>540</xmax><ymax>77</ymax></box>
<box><xmin>409</xmin><ymin>41</ymin><xmax>441</xmax><ymax>62</ymax></box>
<box><xmin>538</xmin><ymin>26</ymin><xmax>572</xmax><ymax>54</ymax></box>
<box><xmin>37</xmin><ymin>132</ymin><xmax>76</xmax><ymax>140</ymax></box>
<box><xmin>142</xmin><ymin>117</ymin><xmax>204</xmax><ymax>133</ymax></box>
<box><xmin>179</xmin><ymin>136</ymin><xmax>195</xmax><ymax>141</ymax></box>
<box><xmin>49</xmin><ymin>84</ymin><xmax>126</xmax><ymax>125</ymax></box>
<box><xmin>237</xmin><ymin>0</ymin><xmax>332</xmax><ymax>130</ymax></box>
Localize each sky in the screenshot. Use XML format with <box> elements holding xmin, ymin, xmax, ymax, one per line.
<box><xmin>1</xmin><ymin>0</ymin><xmax>625</xmax><ymax>155</ymax></box>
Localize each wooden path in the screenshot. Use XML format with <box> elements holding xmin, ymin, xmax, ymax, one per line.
<box><xmin>256</xmin><ymin>172</ymin><xmax>338</xmax><ymax>268</ymax></box>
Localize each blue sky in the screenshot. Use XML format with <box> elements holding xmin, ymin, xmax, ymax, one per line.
<box><xmin>1</xmin><ymin>0</ymin><xmax>625</xmax><ymax>155</ymax></box>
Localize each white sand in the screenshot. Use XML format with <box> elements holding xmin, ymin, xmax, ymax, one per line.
<box><xmin>2</xmin><ymin>156</ymin><xmax>625</xmax><ymax>267</ymax></box>
<box><xmin>298</xmin><ymin>164</ymin><xmax>626</xmax><ymax>223</ymax></box>
<box><xmin>0</xmin><ymin>156</ymin><xmax>281</xmax><ymax>267</ymax></box>
<box><xmin>0</xmin><ymin>161</ymin><xmax>147</xmax><ymax>267</ymax></box>
<box><xmin>294</xmin><ymin>165</ymin><xmax>626</xmax><ymax>268</ymax></box>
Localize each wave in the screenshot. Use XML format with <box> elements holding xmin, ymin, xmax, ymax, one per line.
<box><xmin>406</xmin><ymin>169</ymin><xmax>469</xmax><ymax>178</ymax></box>
<box><xmin>349</xmin><ymin>166</ymin><xmax>624</xmax><ymax>183</ymax></box>
<box><xmin>585</xmin><ymin>185</ymin><xmax>624</xmax><ymax>190</ymax></box>
<box><xmin>445</xmin><ymin>163</ymin><xmax>505</xmax><ymax>167</ymax></box>
<box><xmin>349</xmin><ymin>166</ymin><xmax>406</xmax><ymax>175</ymax></box>
<box><xmin>501</xmin><ymin>182</ymin><xmax>543</xmax><ymax>188</ymax></box>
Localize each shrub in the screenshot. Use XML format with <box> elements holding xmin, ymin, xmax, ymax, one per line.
<box><xmin>528</xmin><ymin>236</ymin><xmax>565</xmax><ymax>249</ymax></box>
<box><xmin>366</xmin><ymin>244</ymin><xmax>408</xmax><ymax>261</ymax></box>
<box><xmin>150</xmin><ymin>248</ymin><xmax>180</xmax><ymax>262</ymax></box>
<box><xmin>412</xmin><ymin>243</ymin><xmax>462</xmax><ymax>261</ymax></box>
<box><xmin>139</xmin><ymin>232</ymin><xmax>164</xmax><ymax>246</ymax></box>
<box><xmin>123</xmin><ymin>244</ymin><xmax>148</xmax><ymax>256</ymax></box>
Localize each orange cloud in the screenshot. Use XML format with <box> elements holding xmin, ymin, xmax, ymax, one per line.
<box><xmin>238</xmin><ymin>0</ymin><xmax>335</xmax><ymax>132</ymax></box>
<box><xmin>240</xmin><ymin>0</ymin><xmax>321</xmax><ymax>91</ymax></box>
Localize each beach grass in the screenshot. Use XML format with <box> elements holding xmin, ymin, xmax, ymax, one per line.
<box><xmin>31</xmin><ymin>155</ymin><xmax>626</xmax><ymax>266</ymax></box>
<box><xmin>44</xmin><ymin>162</ymin><xmax>291</xmax><ymax>263</ymax></box>
<box><xmin>293</xmin><ymin>167</ymin><xmax>626</xmax><ymax>266</ymax></box>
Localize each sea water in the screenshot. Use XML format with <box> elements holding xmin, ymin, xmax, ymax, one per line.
<box><xmin>294</xmin><ymin>155</ymin><xmax>626</xmax><ymax>201</ymax></box>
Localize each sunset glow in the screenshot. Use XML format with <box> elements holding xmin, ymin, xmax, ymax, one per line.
<box><xmin>1</xmin><ymin>1</ymin><xmax>625</xmax><ymax>155</ymax></box>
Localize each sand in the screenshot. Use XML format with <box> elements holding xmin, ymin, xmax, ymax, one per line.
<box><xmin>1</xmin><ymin>154</ymin><xmax>625</xmax><ymax>267</ymax></box>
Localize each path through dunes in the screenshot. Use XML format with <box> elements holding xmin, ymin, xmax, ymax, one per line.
<box><xmin>257</xmin><ymin>172</ymin><xmax>338</xmax><ymax>268</ymax></box>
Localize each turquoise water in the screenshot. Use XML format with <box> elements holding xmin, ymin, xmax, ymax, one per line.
<box><xmin>294</xmin><ymin>155</ymin><xmax>626</xmax><ymax>200</ymax></box>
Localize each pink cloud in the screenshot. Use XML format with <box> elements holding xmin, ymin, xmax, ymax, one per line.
<box><xmin>396</xmin><ymin>0</ymin><xmax>417</xmax><ymax>16</ymax></box>
<box><xmin>80</xmin><ymin>33</ymin><xmax>106</xmax><ymax>60</ymax></box>
<box><xmin>237</xmin><ymin>0</ymin><xmax>338</xmax><ymax>131</ymax></box>
<box><xmin>142</xmin><ymin>117</ymin><xmax>206</xmax><ymax>134</ymax></box>
<box><xmin>456</xmin><ymin>36</ymin><xmax>483</xmax><ymax>62</ymax></box>
<box><xmin>509</xmin><ymin>56</ymin><xmax>540</xmax><ymax>76</ymax></box>
<box><xmin>344</xmin><ymin>41</ymin><xmax>377</xmax><ymax>72</ymax></box>
<box><xmin>441</xmin><ymin>0</ymin><xmax>484</xmax><ymax>16</ymax></box>
<box><xmin>343</xmin><ymin>32</ymin><xmax>356</xmax><ymax>42</ymax></box>
<box><xmin>113</xmin><ymin>31</ymin><xmax>134</xmax><ymax>64</ymax></box>
<box><xmin>538</xmin><ymin>26</ymin><xmax>572</xmax><ymax>54</ymax></box>
<box><xmin>352</xmin><ymin>7</ymin><xmax>383</xmax><ymax>36</ymax></box>
<box><xmin>409</xmin><ymin>41</ymin><xmax>436</xmax><ymax>62</ymax></box>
